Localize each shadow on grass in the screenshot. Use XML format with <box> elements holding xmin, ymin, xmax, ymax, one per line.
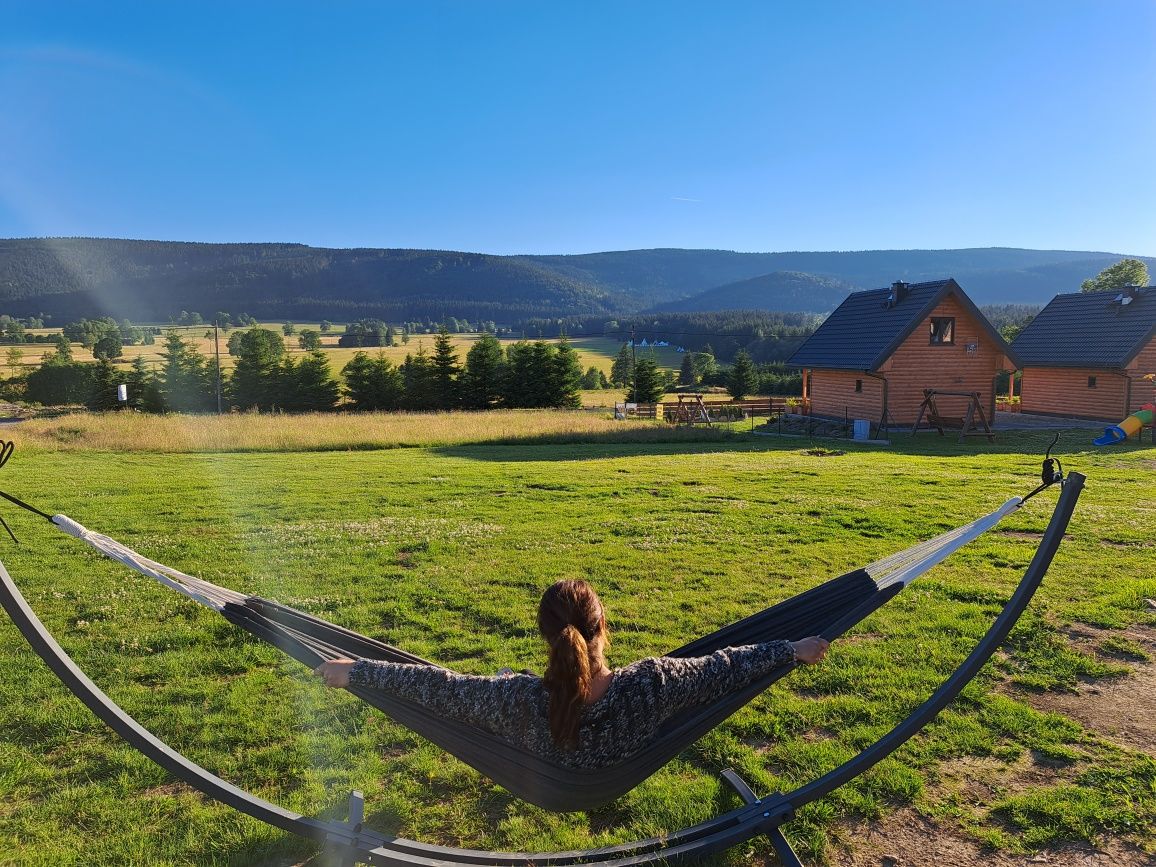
<box><xmin>429</xmin><ymin>426</ymin><xmax>1116</xmax><ymax>463</ymax></box>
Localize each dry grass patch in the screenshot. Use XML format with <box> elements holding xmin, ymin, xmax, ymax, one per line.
<box><xmin>6</xmin><ymin>409</ymin><xmax>733</xmax><ymax>453</ymax></box>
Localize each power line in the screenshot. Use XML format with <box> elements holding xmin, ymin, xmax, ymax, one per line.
<box><xmin>602</xmin><ymin>329</ymin><xmax>780</xmax><ymax>340</ymax></box>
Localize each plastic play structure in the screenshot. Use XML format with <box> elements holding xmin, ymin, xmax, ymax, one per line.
<box><xmin>1093</xmin><ymin>403</ymin><xmax>1155</xmax><ymax>446</ymax></box>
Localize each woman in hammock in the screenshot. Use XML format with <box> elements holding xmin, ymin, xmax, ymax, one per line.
<box><xmin>315</xmin><ymin>579</ymin><xmax>828</xmax><ymax>769</ymax></box>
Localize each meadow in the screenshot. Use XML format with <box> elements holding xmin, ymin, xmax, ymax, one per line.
<box><xmin>10</xmin><ymin>327</ymin><xmax>679</xmax><ymax>383</ymax></box>
<box><xmin>0</xmin><ymin>411</ymin><xmax>1153</xmax><ymax>865</ymax></box>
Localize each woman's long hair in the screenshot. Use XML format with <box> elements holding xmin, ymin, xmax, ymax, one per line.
<box><xmin>537</xmin><ymin>579</ymin><xmax>606</xmax><ymax>750</ymax></box>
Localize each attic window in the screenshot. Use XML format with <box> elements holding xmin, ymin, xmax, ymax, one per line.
<box><xmin>1088</xmin><ymin>376</ymin><xmax>1097</xmax><ymax>389</ymax></box>
<box><xmin>855</xmin><ymin>379</ymin><xmax>863</xmax><ymax>393</ymax></box>
<box><xmin>929</xmin><ymin>317</ymin><xmax>955</xmax><ymax>345</ymax></box>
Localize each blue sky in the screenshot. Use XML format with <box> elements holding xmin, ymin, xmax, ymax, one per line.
<box><xmin>2</xmin><ymin>1</ymin><xmax>1153</xmax><ymax>255</ymax></box>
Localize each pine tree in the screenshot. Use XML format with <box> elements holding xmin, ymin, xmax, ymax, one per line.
<box><xmin>287</xmin><ymin>351</ymin><xmax>339</xmax><ymax>411</ymax></box>
<box><xmin>160</xmin><ymin>330</ymin><xmax>215</xmax><ymax>412</ymax></box>
<box><xmin>342</xmin><ymin>352</ymin><xmax>403</xmax><ymax>410</ymax></box>
<box><xmin>609</xmin><ymin>343</ymin><xmax>634</xmax><ymax>386</ymax></box>
<box><xmin>228</xmin><ymin>327</ymin><xmax>285</xmax><ymax>411</ymax></box>
<box><xmin>727</xmin><ymin>350</ymin><xmax>758</xmax><ymax>400</ymax></box>
<box><xmin>501</xmin><ymin>341</ymin><xmax>536</xmax><ymax>408</ymax></box>
<box><xmin>630</xmin><ymin>358</ymin><xmax>664</xmax><ymax>404</ymax></box>
<box><xmin>679</xmin><ymin>353</ymin><xmax>697</xmax><ymax>386</ymax></box>
<box><xmin>86</xmin><ymin>360</ymin><xmax>121</xmax><ymax>411</ymax></box>
<box><xmin>432</xmin><ymin>328</ymin><xmax>461</xmax><ymax>409</ymax></box>
<box><xmin>461</xmin><ymin>332</ymin><xmax>505</xmax><ymax>409</ymax></box>
<box><xmin>401</xmin><ymin>347</ymin><xmax>437</xmax><ymax>410</ymax></box>
<box><xmin>127</xmin><ymin>356</ymin><xmax>164</xmax><ymax>412</ymax></box>
<box><xmin>550</xmin><ymin>338</ymin><xmax>583</xmax><ymax>408</ymax></box>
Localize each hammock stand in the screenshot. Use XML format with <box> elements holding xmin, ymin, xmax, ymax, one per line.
<box><xmin>0</xmin><ymin>472</ymin><xmax>1083</xmax><ymax>867</ymax></box>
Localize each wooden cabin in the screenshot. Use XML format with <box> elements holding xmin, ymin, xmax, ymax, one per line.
<box><xmin>1011</xmin><ymin>286</ymin><xmax>1156</xmax><ymax>420</ymax></box>
<box><xmin>788</xmin><ymin>279</ymin><xmax>1016</xmax><ymax>427</ymax></box>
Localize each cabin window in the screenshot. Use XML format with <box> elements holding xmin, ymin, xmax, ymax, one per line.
<box><xmin>929</xmin><ymin>317</ymin><xmax>955</xmax><ymax>345</ymax></box>
<box><xmin>855</xmin><ymin>379</ymin><xmax>863</xmax><ymax>393</ymax></box>
<box><xmin>1087</xmin><ymin>375</ymin><xmax>1097</xmax><ymax>389</ymax></box>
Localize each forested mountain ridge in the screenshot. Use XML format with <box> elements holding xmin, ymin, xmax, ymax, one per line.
<box><xmin>651</xmin><ymin>271</ymin><xmax>856</xmax><ymax>313</ymax></box>
<box><xmin>0</xmin><ymin>238</ymin><xmax>617</xmax><ymax>322</ymax></box>
<box><xmin>1</xmin><ymin>237</ymin><xmax>1151</xmax><ymax>322</ymax></box>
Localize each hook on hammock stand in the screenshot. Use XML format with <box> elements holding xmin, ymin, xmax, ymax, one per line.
<box><xmin>1021</xmin><ymin>432</ymin><xmax>1067</xmax><ymax>504</ymax></box>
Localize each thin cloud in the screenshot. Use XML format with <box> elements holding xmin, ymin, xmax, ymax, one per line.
<box><xmin>670</xmin><ymin>196</ymin><xmax>702</xmax><ymax>203</ymax></box>
<box><xmin>0</xmin><ymin>42</ymin><xmax>222</xmax><ymax>108</ymax></box>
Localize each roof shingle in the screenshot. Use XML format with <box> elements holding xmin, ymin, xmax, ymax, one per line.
<box><xmin>1011</xmin><ymin>288</ymin><xmax>1156</xmax><ymax>369</ymax></box>
<box><xmin>788</xmin><ymin>278</ymin><xmax>1010</xmax><ymax>370</ymax></box>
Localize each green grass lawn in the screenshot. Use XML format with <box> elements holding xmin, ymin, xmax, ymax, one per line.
<box><xmin>0</xmin><ymin>418</ymin><xmax>1153</xmax><ymax>865</ymax></box>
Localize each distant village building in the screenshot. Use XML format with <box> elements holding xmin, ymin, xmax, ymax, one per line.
<box><xmin>1011</xmin><ymin>286</ymin><xmax>1156</xmax><ymax>420</ymax></box>
<box><xmin>788</xmin><ymin>279</ymin><xmax>1015</xmax><ymax>426</ymax></box>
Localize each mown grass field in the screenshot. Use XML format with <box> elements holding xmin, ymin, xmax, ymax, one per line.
<box><xmin>0</xmin><ymin>412</ymin><xmax>1153</xmax><ymax>865</ymax></box>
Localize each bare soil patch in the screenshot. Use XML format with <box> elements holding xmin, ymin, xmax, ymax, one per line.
<box><xmin>832</xmin><ymin>809</ymin><xmax>1153</xmax><ymax>867</ymax></box>
<box><xmin>1020</xmin><ymin>625</ymin><xmax>1156</xmax><ymax>755</ymax></box>
<box><xmin>829</xmin><ymin>626</ymin><xmax>1156</xmax><ymax>866</ymax></box>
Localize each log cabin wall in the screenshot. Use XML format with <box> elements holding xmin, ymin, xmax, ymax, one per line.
<box><xmin>808</xmin><ymin>369</ymin><xmax>884</xmax><ymax>421</ymax></box>
<box><xmin>1019</xmin><ymin>367</ymin><xmax>1128</xmax><ymax>419</ymax></box>
<box><xmin>876</xmin><ymin>295</ymin><xmax>1007</xmax><ymax>423</ymax></box>
<box><xmin>1125</xmin><ymin>338</ymin><xmax>1156</xmax><ymax>412</ymax></box>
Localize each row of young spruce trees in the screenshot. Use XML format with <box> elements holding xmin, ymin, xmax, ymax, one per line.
<box><xmin>24</xmin><ymin>327</ymin><xmax>714</xmax><ymax>413</ymax></box>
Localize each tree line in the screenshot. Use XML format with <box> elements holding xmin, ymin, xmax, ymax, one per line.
<box><xmin>16</xmin><ymin>327</ymin><xmax>587</xmax><ymax>413</ymax></box>
<box><xmin>514</xmin><ymin>311</ymin><xmax>822</xmax><ymax>365</ymax></box>
<box><xmin>608</xmin><ymin>344</ymin><xmax>799</xmax><ymax>402</ymax></box>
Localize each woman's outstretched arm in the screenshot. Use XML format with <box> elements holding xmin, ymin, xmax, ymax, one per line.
<box><xmin>644</xmin><ymin>636</ymin><xmax>829</xmax><ymax>721</ymax></box>
<box><xmin>314</xmin><ymin>658</ymin><xmax>530</xmax><ymax>732</ymax></box>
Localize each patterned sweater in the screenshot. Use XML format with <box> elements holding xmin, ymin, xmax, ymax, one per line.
<box><xmin>348</xmin><ymin>640</ymin><xmax>796</xmax><ymax>770</ymax></box>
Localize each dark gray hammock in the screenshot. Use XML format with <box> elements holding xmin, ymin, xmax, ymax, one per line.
<box><xmin>0</xmin><ymin>472</ymin><xmax>1082</xmax><ymax>866</ymax></box>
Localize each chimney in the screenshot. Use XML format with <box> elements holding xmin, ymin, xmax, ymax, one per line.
<box><xmin>884</xmin><ymin>280</ymin><xmax>909</xmax><ymax>308</ymax></box>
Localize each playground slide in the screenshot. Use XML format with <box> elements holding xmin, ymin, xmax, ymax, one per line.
<box><xmin>1093</xmin><ymin>403</ymin><xmax>1155</xmax><ymax>446</ymax></box>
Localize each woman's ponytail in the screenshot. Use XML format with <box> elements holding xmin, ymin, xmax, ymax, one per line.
<box><xmin>543</xmin><ymin>625</ymin><xmax>591</xmax><ymax>749</ymax></box>
<box><xmin>537</xmin><ymin>580</ymin><xmax>606</xmax><ymax>751</ymax></box>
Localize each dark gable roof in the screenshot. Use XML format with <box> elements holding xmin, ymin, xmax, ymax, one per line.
<box><xmin>788</xmin><ymin>278</ymin><xmax>1015</xmax><ymax>371</ymax></box>
<box><xmin>1011</xmin><ymin>287</ymin><xmax>1156</xmax><ymax>369</ymax></box>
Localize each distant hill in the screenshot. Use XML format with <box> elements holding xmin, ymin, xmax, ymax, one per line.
<box><xmin>528</xmin><ymin>247</ymin><xmax>1156</xmax><ymax>308</ymax></box>
<box><xmin>0</xmin><ymin>238</ymin><xmax>617</xmax><ymax>323</ymax></box>
<box><xmin>651</xmin><ymin>271</ymin><xmax>855</xmax><ymax>313</ymax></box>
<box><xmin>0</xmin><ymin>237</ymin><xmax>1151</xmax><ymax>323</ymax></box>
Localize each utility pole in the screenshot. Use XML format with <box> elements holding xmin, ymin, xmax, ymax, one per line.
<box><xmin>213</xmin><ymin>320</ymin><xmax>223</xmax><ymax>415</ymax></box>
<box><xmin>630</xmin><ymin>324</ymin><xmax>637</xmax><ymax>405</ymax></box>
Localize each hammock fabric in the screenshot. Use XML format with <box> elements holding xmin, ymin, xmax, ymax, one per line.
<box><xmin>0</xmin><ymin>473</ymin><xmax>1083</xmax><ymax>867</ymax></box>
<box><xmin>50</xmin><ymin>494</ymin><xmax>1023</xmax><ymax>812</ymax></box>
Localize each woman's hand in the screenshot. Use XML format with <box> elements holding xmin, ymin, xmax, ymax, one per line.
<box><xmin>790</xmin><ymin>637</ymin><xmax>830</xmax><ymax>665</ymax></box>
<box><xmin>314</xmin><ymin>659</ymin><xmax>356</xmax><ymax>688</ymax></box>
